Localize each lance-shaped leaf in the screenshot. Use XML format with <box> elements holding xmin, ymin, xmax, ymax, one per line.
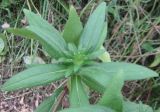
<box><xmin>59</xmin><ymin>105</ymin><xmax>115</xmax><ymax>112</ymax></box>
<box><xmin>69</xmin><ymin>75</ymin><xmax>89</xmax><ymax>107</ymax></box>
<box><xmin>7</xmin><ymin>28</ymin><xmax>57</xmax><ymax>58</ymax></box>
<box><xmin>0</xmin><ymin>36</ymin><xmax>5</xmax><ymax>54</ymax></box>
<box><xmin>0</xmin><ymin>34</ymin><xmax>8</xmax><ymax>56</ymax></box>
<box><xmin>97</xmin><ymin>21</ymin><xmax>110</xmax><ymax>62</ymax></box>
<box><xmin>63</xmin><ymin>6</ymin><xmax>83</xmax><ymax>44</ymax></box>
<box><xmin>1</xmin><ymin>64</ymin><xmax>67</xmax><ymax>91</ymax></box>
<box><xmin>79</xmin><ymin>2</ymin><xmax>106</xmax><ymax>52</ymax></box>
<box><xmin>35</xmin><ymin>88</ymin><xmax>63</xmax><ymax>112</ymax></box>
<box><xmin>81</xmin><ymin>76</ymin><xmax>104</xmax><ymax>93</ymax></box>
<box><xmin>98</xmin><ymin>71</ymin><xmax>124</xmax><ymax>112</ymax></box>
<box><xmin>80</xmin><ymin>62</ymin><xmax>158</xmax><ymax>93</ymax></box>
<box><xmin>97</xmin><ymin>22</ymin><xmax>108</xmax><ymax>50</ymax></box>
<box><xmin>124</xmin><ymin>101</ymin><xmax>153</xmax><ymax>112</ymax></box>
<box><xmin>23</xmin><ymin>9</ymin><xmax>67</xmax><ymax>58</ymax></box>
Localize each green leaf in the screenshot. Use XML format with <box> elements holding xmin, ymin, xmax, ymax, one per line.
<box><xmin>97</xmin><ymin>22</ymin><xmax>108</xmax><ymax>51</ymax></box>
<box><xmin>67</xmin><ymin>43</ymin><xmax>78</xmax><ymax>54</ymax></box>
<box><xmin>79</xmin><ymin>2</ymin><xmax>106</xmax><ymax>52</ymax></box>
<box><xmin>35</xmin><ymin>87</ymin><xmax>63</xmax><ymax>112</ymax></box>
<box><xmin>99</xmin><ymin>46</ymin><xmax>111</xmax><ymax>62</ymax></box>
<box><xmin>142</xmin><ymin>42</ymin><xmax>154</xmax><ymax>52</ymax></box>
<box><xmin>1</xmin><ymin>64</ymin><xmax>67</xmax><ymax>91</ymax></box>
<box><xmin>150</xmin><ymin>54</ymin><xmax>160</xmax><ymax>67</ymax></box>
<box><xmin>81</xmin><ymin>76</ymin><xmax>104</xmax><ymax>93</ymax></box>
<box><xmin>63</xmin><ymin>6</ymin><xmax>83</xmax><ymax>44</ymax></box>
<box><xmin>0</xmin><ymin>34</ymin><xmax>7</xmax><ymax>63</ymax></box>
<box><xmin>86</xmin><ymin>49</ymin><xmax>105</xmax><ymax>60</ymax></box>
<box><xmin>124</xmin><ymin>101</ymin><xmax>153</xmax><ymax>112</ymax></box>
<box><xmin>23</xmin><ymin>9</ymin><xmax>67</xmax><ymax>58</ymax></box>
<box><xmin>97</xmin><ymin>21</ymin><xmax>110</xmax><ymax>62</ymax></box>
<box><xmin>155</xmin><ymin>108</ymin><xmax>160</xmax><ymax>112</ymax></box>
<box><xmin>7</xmin><ymin>28</ymin><xmax>59</xmax><ymax>58</ymax></box>
<box><xmin>1</xmin><ymin>0</ymin><xmax>12</xmax><ymax>7</ymax></box>
<box><xmin>7</xmin><ymin>28</ymin><xmax>40</xmax><ymax>40</ymax></box>
<box><xmin>59</xmin><ymin>105</ymin><xmax>115</xmax><ymax>112</ymax></box>
<box><xmin>80</xmin><ymin>62</ymin><xmax>158</xmax><ymax>93</ymax></box>
<box><xmin>0</xmin><ymin>34</ymin><xmax>7</xmax><ymax>56</ymax></box>
<box><xmin>98</xmin><ymin>71</ymin><xmax>124</xmax><ymax>112</ymax></box>
<box><xmin>69</xmin><ymin>75</ymin><xmax>89</xmax><ymax>107</ymax></box>
<box><xmin>0</xmin><ymin>37</ymin><xmax>5</xmax><ymax>54</ymax></box>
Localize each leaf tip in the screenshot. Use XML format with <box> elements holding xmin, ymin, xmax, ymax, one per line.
<box><xmin>23</xmin><ymin>8</ymin><xmax>30</xmax><ymax>14</ymax></box>
<box><xmin>1</xmin><ymin>82</ymin><xmax>14</xmax><ymax>92</ymax></box>
<box><xmin>153</xmin><ymin>72</ymin><xmax>159</xmax><ymax>77</ymax></box>
<box><xmin>100</xmin><ymin>2</ymin><xmax>106</xmax><ymax>5</ymax></box>
<box><xmin>70</xmin><ymin>5</ymin><xmax>75</xmax><ymax>10</ymax></box>
<box><xmin>99</xmin><ymin>2</ymin><xmax>106</xmax><ymax>9</ymax></box>
<box><xmin>1</xmin><ymin>85</ymin><xmax>7</xmax><ymax>91</ymax></box>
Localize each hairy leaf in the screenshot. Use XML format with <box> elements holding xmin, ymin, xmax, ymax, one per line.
<box><xmin>79</xmin><ymin>2</ymin><xmax>106</xmax><ymax>52</ymax></box>
<box><xmin>63</xmin><ymin>6</ymin><xmax>83</xmax><ymax>44</ymax></box>
<box><xmin>1</xmin><ymin>64</ymin><xmax>67</xmax><ymax>91</ymax></box>
<box><xmin>80</xmin><ymin>62</ymin><xmax>158</xmax><ymax>93</ymax></box>
<box><xmin>69</xmin><ymin>75</ymin><xmax>89</xmax><ymax>107</ymax></box>
<box><xmin>150</xmin><ymin>54</ymin><xmax>160</xmax><ymax>67</ymax></box>
<box><xmin>59</xmin><ymin>105</ymin><xmax>115</xmax><ymax>112</ymax></box>
<box><xmin>23</xmin><ymin>9</ymin><xmax>67</xmax><ymax>58</ymax></box>
<box><xmin>35</xmin><ymin>88</ymin><xmax>63</xmax><ymax>112</ymax></box>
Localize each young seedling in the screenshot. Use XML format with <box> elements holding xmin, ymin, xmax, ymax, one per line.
<box><xmin>1</xmin><ymin>2</ymin><xmax>159</xmax><ymax>112</ymax></box>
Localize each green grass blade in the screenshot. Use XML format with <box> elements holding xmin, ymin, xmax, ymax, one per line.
<box><xmin>57</xmin><ymin>0</ymin><xmax>69</xmax><ymax>13</ymax></box>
